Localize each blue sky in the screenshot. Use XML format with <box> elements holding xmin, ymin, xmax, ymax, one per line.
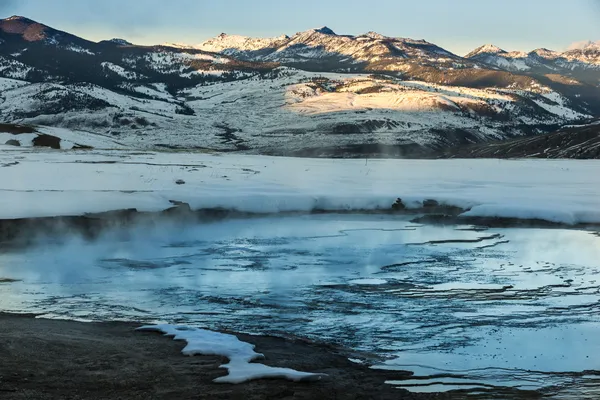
<box><xmin>1</xmin><ymin>0</ymin><xmax>599</xmax><ymax>55</ymax></box>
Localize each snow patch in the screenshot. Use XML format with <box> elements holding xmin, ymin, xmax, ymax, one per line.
<box><xmin>63</xmin><ymin>45</ymin><xmax>95</xmax><ymax>56</ymax></box>
<box><xmin>0</xmin><ymin>77</ymin><xmax>28</xmax><ymax>91</ymax></box>
<box><xmin>349</xmin><ymin>279</ymin><xmax>388</xmax><ymax>285</ymax></box>
<box><xmin>101</xmin><ymin>62</ymin><xmax>140</xmax><ymax>80</ymax></box>
<box><xmin>136</xmin><ymin>324</ymin><xmax>326</xmax><ymax>384</ymax></box>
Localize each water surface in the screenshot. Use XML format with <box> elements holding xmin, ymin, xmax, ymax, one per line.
<box><xmin>1</xmin><ymin>214</ymin><xmax>599</xmax><ymax>397</ymax></box>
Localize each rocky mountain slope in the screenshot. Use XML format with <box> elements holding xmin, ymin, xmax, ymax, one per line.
<box><xmin>0</xmin><ymin>16</ymin><xmax>599</xmax><ymax>156</ymax></box>
<box><xmin>440</xmin><ymin>120</ymin><xmax>600</xmax><ymax>159</ymax></box>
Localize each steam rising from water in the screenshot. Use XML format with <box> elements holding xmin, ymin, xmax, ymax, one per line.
<box><xmin>1</xmin><ymin>214</ymin><xmax>599</xmax><ymax>397</ymax></box>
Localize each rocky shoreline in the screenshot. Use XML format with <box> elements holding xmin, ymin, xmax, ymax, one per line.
<box><xmin>0</xmin><ymin>313</ymin><xmax>447</xmax><ymax>400</ymax></box>
<box><xmin>1</xmin><ymin>200</ymin><xmax>598</xmax><ymax>246</ymax></box>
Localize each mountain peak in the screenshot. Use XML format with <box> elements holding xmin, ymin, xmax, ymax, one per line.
<box><xmin>1</xmin><ymin>15</ymin><xmax>96</xmax><ymax>47</ymax></box>
<box><xmin>467</xmin><ymin>44</ymin><xmax>506</xmax><ymax>57</ymax></box>
<box><xmin>530</xmin><ymin>48</ymin><xmax>558</xmax><ymax>58</ymax></box>
<box><xmin>362</xmin><ymin>31</ymin><xmax>388</xmax><ymax>40</ymax></box>
<box><xmin>465</xmin><ymin>44</ymin><xmax>506</xmax><ymax>58</ymax></box>
<box><xmin>199</xmin><ymin>32</ymin><xmax>290</xmax><ymax>53</ymax></box>
<box><xmin>313</xmin><ymin>26</ymin><xmax>336</xmax><ymax>35</ymax></box>
<box><xmin>3</xmin><ymin>15</ymin><xmax>35</xmax><ymax>22</ymax></box>
<box><xmin>106</xmin><ymin>38</ymin><xmax>132</xmax><ymax>46</ymax></box>
<box><xmin>0</xmin><ymin>15</ymin><xmax>50</xmax><ymax>42</ymax></box>
<box><xmin>1</xmin><ymin>15</ymin><xmax>43</xmax><ymax>27</ymax></box>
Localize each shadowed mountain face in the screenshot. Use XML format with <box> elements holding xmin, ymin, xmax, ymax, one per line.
<box><xmin>0</xmin><ymin>16</ymin><xmax>599</xmax><ymax>157</ymax></box>
<box><xmin>440</xmin><ymin>120</ymin><xmax>600</xmax><ymax>159</ymax></box>
<box><xmin>0</xmin><ymin>15</ymin><xmax>93</xmax><ymax>45</ymax></box>
<box><xmin>0</xmin><ymin>16</ymin><xmax>274</xmax><ymax>88</ymax></box>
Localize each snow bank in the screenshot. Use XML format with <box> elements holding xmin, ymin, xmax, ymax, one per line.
<box><xmin>137</xmin><ymin>325</ymin><xmax>325</xmax><ymax>384</ymax></box>
<box><xmin>0</xmin><ymin>132</ymin><xmax>38</xmax><ymax>146</ymax></box>
<box><xmin>1</xmin><ymin>150</ymin><xmax>599</xmax><ymax>225</ymax></box>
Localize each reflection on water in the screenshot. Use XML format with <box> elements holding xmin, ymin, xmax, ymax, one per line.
<box><xmin>1</xmin><ymin>214</ymin><xmax>599</xmax><ymax>397</ymax></box>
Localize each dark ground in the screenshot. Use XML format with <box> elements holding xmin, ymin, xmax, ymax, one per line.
<box><xmin>439</xmin><ymin>121</ymin><xmax>600</xmax><ymax>159</ymax></box>
<box><xmin>0</xmin><ymin>313</ymin><xmax>451</xmax><ymax>400</ymax></box>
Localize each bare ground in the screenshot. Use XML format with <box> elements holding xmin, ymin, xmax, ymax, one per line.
<box><xmin>0</xmin><ymin>314</ymin><xmax>450</xmax><ymax>400</ymax></box>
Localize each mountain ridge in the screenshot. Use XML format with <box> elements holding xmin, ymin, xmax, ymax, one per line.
<box><xmin>195</xmin><ymin>27</ymin><xmax>462</xmax><ymax>69</ymax></box>
<box><xmin>0</xmin><ymin>16</ymin><xmax>599</xmax><ymax>158</ymax></box>
<box><xmin>463</xmin><ymin>42</ymin><xmax>600</xmax><ymax>86</ymax></box>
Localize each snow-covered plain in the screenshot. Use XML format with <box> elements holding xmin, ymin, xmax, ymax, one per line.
<box><xmin>0</xmin><ymin>148</ymin><xmax>599</xmax><ymax>224</ymax></box>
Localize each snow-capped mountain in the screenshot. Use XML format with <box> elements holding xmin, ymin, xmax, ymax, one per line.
<box><xmin>1</xmin><ymin>16</ymin><xmax>599</xmax><ymax>157</ymax></box>
<box><xmin>465</xmin><ymin>43</ymin><xmax>600</xmax><ymax>85</ymax></box>
<box><xmin>193</xmin><ymin>29</ymin><xmax>599</xmax><ymax>116</ymax></box>
<box><xmin>196</xmin><ymin>27</ymin><xmax>466</xmax><ymax>72</ymax></box>
<box><xmin>0</xmin><ymin>15</ymin><xmax>268</xmax><ymax>88</ymax></box>
<box><xmin>198</xmin><ymin>32</ymin><xmax>291</xmax><ymax>54</ymax></box>
<box><xmin>465</xmin><ymin>44</ymin><xmax>507</xmax><ymax>58</ymax></box>
<box><xmin>562</xmin><ymin>41</ymin><xmax>600</xmax><ymax>66</ymax></box>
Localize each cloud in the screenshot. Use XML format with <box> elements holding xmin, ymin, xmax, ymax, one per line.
<box><xmin>567</xmin><ymin>40</ymin><xmax>600</xmax><ymax>50</ymax></box>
